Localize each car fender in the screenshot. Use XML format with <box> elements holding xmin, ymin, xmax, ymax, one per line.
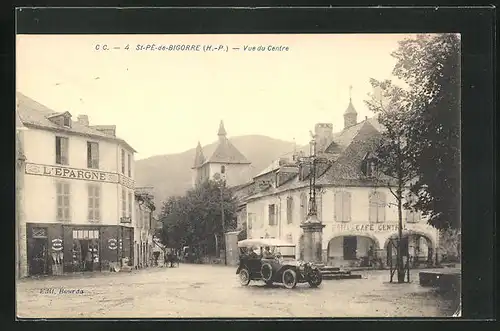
<box><xmin>236</xmin><ymin>264</ymin><xmax>247</xmax><ymax>274</ymax></box>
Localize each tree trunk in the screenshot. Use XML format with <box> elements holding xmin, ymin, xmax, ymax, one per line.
<box><xmin>397</xmin><ymin>181</ymin><xmax>406</xmax><ymax>283</ymax></box>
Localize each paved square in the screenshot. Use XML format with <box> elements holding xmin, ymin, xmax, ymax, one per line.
<box><xmin>16</xmin><ymin>264</ymin><xmax>458</xmax><ymax>318</ymax></box>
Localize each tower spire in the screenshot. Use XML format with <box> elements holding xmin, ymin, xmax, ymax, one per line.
<box><xmin>344</xmin><ymin>85</ymin><xmax>358</xmax><ymax>129</ymax></box>
<box><xmin>218</xmin><ymin>120</ymin><xmax>227</xmax><ymax>137</ymax></box>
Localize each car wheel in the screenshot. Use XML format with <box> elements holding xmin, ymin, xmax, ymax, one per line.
<box><xmin>261</xmin><ymin>262</ymin><xmax>273</xmax><ymax>282</ymax></box>
<box><xmin>282</xmin><ymin>269</ymin><xmax>298</xmax><ymax>289</ymax></box>
<box><xmin>239</xmin><ymin>268</ymin><xmax>251</xmax><ymax>286</ymax></box>
<box><xmin>308</xmin><ymin>269</ymin><xmax>323</xmax><ymax>288</ymax></box>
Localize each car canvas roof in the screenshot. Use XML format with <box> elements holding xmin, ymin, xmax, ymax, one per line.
<box><xmin>237</xmin><ymin>238</ymin><xmax>296</xmax><ymax>248</ymax></box>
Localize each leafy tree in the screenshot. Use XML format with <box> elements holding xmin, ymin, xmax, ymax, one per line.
<box><xmin>391</xmin><ymin>34</ymin><xmax>461</xmax><ymax>230</ymax></box>
<box><xmin>366</xmin><ymin>79</ymin><xmax>417</xmax><ymax>283</ymax></box>
<box><xmin>159</xmin><ymin>179</ymin><xmax>238</xmax><ymax>257</ymax></box>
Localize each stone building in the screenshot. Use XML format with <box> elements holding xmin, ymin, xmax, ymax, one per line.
<box><xmin>191</xmin><ymin>120</ymin><xmax>252</xmax><ymax>189</ymax></box>
<box><xmin>134</xmin><ymin>188</ymin><xmax>156</xmax><ymax>268</ymax></box>
<box><xmin>16</xmin><ymin>92</ymin><xmax>140</xmax><ymax>276</ymax></box>
<box><xmin>235</xmin><ymin>95</ymin><xmax>439</xmax><ymax>268</ymax></box>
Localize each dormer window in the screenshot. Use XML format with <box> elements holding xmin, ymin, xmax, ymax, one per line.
<box><xmin>362</xmin><ymin>152</ymin><xmax>378</xmax><ymax>178</ymax></box>
<box><xmin>63</xmin><ymin>116</ymin><xmax>71</xmax><ymax>127</ymax></box>
<box><xmin>47</xmin><ymin>111</ymin><xmax>72</xmax><ymax>128</ymax></box>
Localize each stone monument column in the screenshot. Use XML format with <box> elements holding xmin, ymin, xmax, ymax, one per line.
<box><xmin>300</xmin><ymin>214</ymin><xmax>325</xmax><ymax>264</ymax></box>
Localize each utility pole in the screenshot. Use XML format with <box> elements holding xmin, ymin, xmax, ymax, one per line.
<box><xmin>220</xmin><ymin>178</ymin><xmax>227</xmax><ymax>265</ymax></box>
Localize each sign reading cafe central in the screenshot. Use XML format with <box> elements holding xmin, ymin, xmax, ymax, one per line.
<box><xmin>333</xmin><ymin>223</ymin><xmax>410</xmax><ymax>233</ymax></box>
<box><xmin>24</xmin><ymin>163</ymin><xmax>133</xmax><ymax>188</ymax></box>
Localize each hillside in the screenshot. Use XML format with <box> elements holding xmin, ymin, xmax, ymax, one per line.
<box><xmin>135</xmin><ymin>135</ymin><xmax>297</xmax><ymax>209</ymax></box>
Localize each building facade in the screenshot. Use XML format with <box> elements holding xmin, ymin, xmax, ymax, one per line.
<box><xmin>235</xmin><ymin>96</ymin><xmax>439</xmax><ymax>268</ymax></box>
<box><xmin>134</xmin><ymin>189</ymin><xmax>156</xmax><ymax>268</ymax></box>
<box><xmin>17</xmin><ymin>92</ymin><xmax>138</xmax><ymax>276</ymax></box>
<box><xmin>191</xmin><ymin>120</ymin><xmax>252</xmax><ymax>188</ymax></box>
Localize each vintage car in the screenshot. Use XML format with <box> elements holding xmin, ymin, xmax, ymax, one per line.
<box><xmin>236</xmin><ymin>238</ymin><xmax>322</xmax><ymax>289</ymax></box>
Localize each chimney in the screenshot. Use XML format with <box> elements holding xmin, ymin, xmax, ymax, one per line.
<box><xmin>77</xmin><ymin>115</ymin><xmax>89</xmax><ymax>126</ymax></box>
<box><xmin>314</xmin><ymin>123</ymin><xmax>333</xmax><ymax>153</ymax></box>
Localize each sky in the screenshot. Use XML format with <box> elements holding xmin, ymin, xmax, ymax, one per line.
<box><xmin>16</xmin><ymin>34</ymin><xmax>415</xmax><ymax>160</ymax></box>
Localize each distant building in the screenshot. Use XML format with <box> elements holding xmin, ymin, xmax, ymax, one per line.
<box><xmin>234</xmin><ymin>94</ymin><xmax>439</xmax><ymax>268</ymax></box>
<box><xmin>134</xmin><ymin>188</ymin><xmax>156</xmax><ymax>268</ymax></box>
<box><xmin>191</xmin><ymin>120</ymin><xmax>252</xmax><ymax>188</ymax></box>
<box><xmin>17</xmin><ymin>92</ymin><xmax>138</xmax><ymax>276</ymax></box>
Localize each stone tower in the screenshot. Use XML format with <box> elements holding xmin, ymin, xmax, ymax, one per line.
<box><xmin>344</xmin><ymin>86</ymin><xmax>358</xmax><ymax>129</ymax></box>
<box><xmin>192</xmin><ymin>120</ymin><xmax>252</xmax><ymax>188</ymax></box>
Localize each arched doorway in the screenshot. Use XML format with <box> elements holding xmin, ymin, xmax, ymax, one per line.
<box><xmin>327</xmin><ymin>234</ymin><xmax>380</xmax><ymax>267</ymax></box>
<box><xmin>384</xmin><ymin>231</ymin><xmax>435</xmax><ymax>268</ymax></box>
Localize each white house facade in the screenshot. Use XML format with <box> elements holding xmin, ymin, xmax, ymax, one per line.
<box><xmin>235</xmin><ymin>97</ymin><xmax>439</xmax><ymax>268</ymax></box>
<box><xmin>17</xmin><ymin>92</ymin><xmax>139</xmax><ymax>276</ymax></box>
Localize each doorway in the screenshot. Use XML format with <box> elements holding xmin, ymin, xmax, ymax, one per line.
<box><xmin>29</xmin><ymin>237</ymin><xmax>48</xmax><ymax>275</ymax></box>
<box><xmin>343</xmin><ymin>236</ymin><xmax>357</xmax><ymax>260</ymax></box>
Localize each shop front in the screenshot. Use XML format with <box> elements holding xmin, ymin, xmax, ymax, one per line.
<box><xmin>26</xmin><ymin>223</ymin><xmax>135</xmax><ymax>275</ymax></box>
<box><xmin>325</xmin><ymin>222</ymin><xmax>438</xmax><ymax>268</ymax></box>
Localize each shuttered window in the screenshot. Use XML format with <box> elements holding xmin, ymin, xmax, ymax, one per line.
<box><xmin>88</xmin><ymin>184</ymin><xmax>101</xmax><ymax>222</ymax></box>
<box><xmin>334</xmin><ymin>191</ymin><xmax>351</xmax><ymax>222</ymax></box>
<box><xmin>300</xmin><ymin>193</ymin><xmax>308</xmax><ymax>222</ymax></box>
<box><xmin>56</xmin><ymin>182</ymin><xmax>71</xmax><ymax>222</ymax></box>
<box><xmin>87</xmin><ymin>142</ymin><xmax>99</xmax><ymax>169</ymax></box>
<box><xmin>286</xmin><ymin>197</ymin><xmax>293</xmax><ymax>224</ymax></box>
<box><xmin>369</xmin><ymin>191</ymin><xmax>386</xmax><ymax>223</ymax></box>
<box><xmin>405</xmin><ymin>194</ymin><xmax>420</xmax><ymax>223</ymax></box>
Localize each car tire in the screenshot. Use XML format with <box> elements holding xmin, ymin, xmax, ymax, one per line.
<box><xmin>261</xmin><ymin>262</ymin><xmax>273</xmax><ymax>283</ymax></box>
<box><xmin>282</xmin><ymin>269</ymin><xmax>298</xmax><ymax>289</ymax></box>
<box><xmin>239</xmin><ymin>268</ymin><xmax>251</xmax><ymax>286</ymax></box>
<box><xmin>308</xmin><ymin>269</ymin><xmax>323</xmax><ymax>288</ymax></box>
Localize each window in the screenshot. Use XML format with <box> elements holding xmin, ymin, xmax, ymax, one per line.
<box><xmin>221</xmin><ymin>165</ymin><xmax>225</xmax><ymax>174</ymax></box>
<box><xmin>300</xmin><ymin>193</ymin><xmax>308</xmax><ymax>222</ymax></box>
<box><xmin>63</xmin><ymin>116</ymin><xmax>71</xmax><ymax>127</ymax></box>
<box><xmin>73</xmin><ymin>229</ymin><xmax>99</xmax><ymax>239</ymax></box>
<box><xmin>334</xmin><ymin>191</ymin><xmax>352</xmax><ymax>223</ymax></box>
<box><xmin>286</xmin><ymin>197</ymin><xmax>294</xmax><ymax>224</ymax></box>
<box><xmin>55</xmin><ymin>136</ymin><xmax>69</xmax><ymax>165</ymax></box>
<box><xmin>56</xmin><ymin>182</ymin><xmax>71</xmax><ymax>222</ymax></box>
<box><xmin>121</xmin><ymin>188</ymin><xmax>127</xmax><ymax>218</ymax></box>
<box><xmin>369</xmin><ymin>191</ymin><xmax>386</xmax><ymax>223</ymax></box>
<box><xmin>88</xmin><ymin>184</ymin><xmax>101</xmax><ymax>222</ymax></box>
<box><xmin>268</xmin><ymin>204</ymin><xmax>276</xmax><ymax>226</ymax></box>
<box><xmin>405</xmin><ymin>194</ymin><xmax>421</xmax><ymax>223</ymax></box>
<box><xmin>127</xmin><ymin>153</ymin><xmax>132</xmax><ymax>177</ymax></box>
<box><xmin>121</xmin><ymin>149</ymin><xmax>126</xmax><ymax>174</ymax></box>
<box><xmin>87</xmin><ymin>142</ymin><xmax>99</xmax><ymax>169</ymax></box>
<box><xmin>128</xmin><ymin>192</ymin><xmax>133</xmax><ymax>218</ymax></box>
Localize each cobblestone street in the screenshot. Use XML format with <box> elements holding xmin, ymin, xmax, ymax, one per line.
<box><xmin>16</xmin><ymin>264</ymin><xmax>458</xmax><ymax>318</ymax></box>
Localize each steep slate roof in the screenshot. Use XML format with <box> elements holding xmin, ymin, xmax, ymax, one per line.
<box><xmin>16</xmin><ymin>92</ymin><xmax>136</xmax><ymax>152</ymax></box>
<box><xmin>242</xmin><ymin>116</ymin><xmax>390</xmax><ymax>202</ymax></box>
<box><xmin>205</xmin><ymin>120</ymin><xmax>251</xmax><ymax>164</ymax></box>
<box><xmin>344</xmin><ymin>99</ymin><xmax>358</xmax><ymax>115</ymax></box>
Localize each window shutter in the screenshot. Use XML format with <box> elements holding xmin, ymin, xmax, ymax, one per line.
<box><xmin>334</xmin><ymin>192</ymin><xmax>342</xmax><ymax>222</ymax></box>
<box><xmin>378</xmin><ymin>192</ymin><xmax>386</xmax><ymax>223</ymax></box>
<box><xmin>92</xmin><ymin>143</ymin><xmax>99</xmax><ymax>168</ymax></box>
<box><xmin>343</xmin><ymin>192</ymin><xmax>351</xmax><ymax>222</ymax></box>
<box><xmin>369</xmin><ymin>193</ymin><xmax>377</xmax><ymax>223</ymax></box>
<box><xmin>61</xmin><ymin>138</ymin><xmax>68</xmax><ymax>165</ymax></box>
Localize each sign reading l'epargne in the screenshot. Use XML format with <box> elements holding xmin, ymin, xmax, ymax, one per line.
<box><xmin>25</xmin><ymin>163</ymin><xmax>134</xmax><ymax>189</ymax></box>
